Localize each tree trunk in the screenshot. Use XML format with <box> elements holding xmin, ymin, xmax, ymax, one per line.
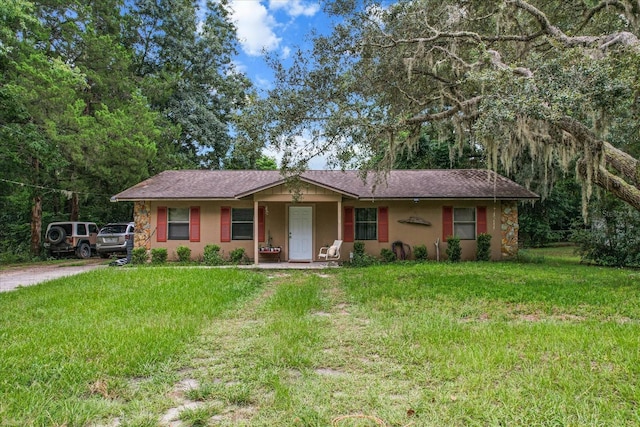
<box><xmin>70</xmin><ymin>192</ymin><xmax>79</xmax><ymax>221</ymax></box>
<box><xmin>31</xmin><ymin>194</ymin><xmax>42</xmax><ymax>257</ymax></box>
<box><xmin>595</xmin><ymin>165</ymin><xmax>640</xmax><ymax>212</ymax></box>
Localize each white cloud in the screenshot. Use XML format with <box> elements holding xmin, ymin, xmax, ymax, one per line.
<box><xmin>229</xmin><ymin>1</ymin><xmax>281</xmax><ymax>56</ymax></box>
<box><xmin>255</xmin><ymin>76</ymin><xmax>273</xmax><ymax>90</ymax></box>
<box><xmin>268</xmin><ymin>0</ymin><xmax>320</xmax><ymax>17</ymax></box>
<box><xmin>281</xmin><ymin>46</ymin><xmax>291</xmax><ymax>59</ymax></box>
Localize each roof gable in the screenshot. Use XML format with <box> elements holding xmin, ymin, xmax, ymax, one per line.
<box><xmin>112</xmin><ymin>169</ymin><xmax>539</xmax><ymax>201</ymax></box>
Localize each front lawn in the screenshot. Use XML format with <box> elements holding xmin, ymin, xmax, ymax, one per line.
<box><xmin>0</xmin><ymin>259</ymin><xmax>638</xmax><ymax>426</ymax></box>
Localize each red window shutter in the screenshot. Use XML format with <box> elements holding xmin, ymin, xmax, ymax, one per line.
<box><xmin>258</xmin><ymin>206</ymin><xmax>265</xmax><ymax>242</ymax></box>
<box><xmin>442</xmin><ymin>206</ymin><xmax>453</xmax><ymax>242</ymax></box>
<box><xmin>378</xmin><ymin>206</ymin><xmax>389</xmax><ymax>242</ymax></box>
<box><xmin>344</xmin><ymin>206</ymin><xmax>354</xmax><ymax>242</ymax></box>
<box><xmin>157</xmin><ymin>206</ymin><xmax>167</xmax><ymax>242</ymax></box>
<box><xmin>220</xmin><ymin>206</ymin><xmax>231</xmax><ymax>242</ymax></box>
<box><xmin>190</xmin><ymin>206</ymin><xmax>200</xmax><ymax>242</ymax></box>
<box><xmin>477</xmin><ymin>206</ymin><xmax>487</xmax><ymax>235</ymax></box>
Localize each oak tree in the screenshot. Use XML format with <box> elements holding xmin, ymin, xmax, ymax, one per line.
<box><xmin>258</xmin><ymin>0</ymin><xmax>640</xmax><ymax>211</ymax></box>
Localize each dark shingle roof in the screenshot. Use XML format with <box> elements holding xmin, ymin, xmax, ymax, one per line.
<box><xmin>112</xmin><ymin>169</ymin><xmax>538</xmax><ymax>201</ymax></box>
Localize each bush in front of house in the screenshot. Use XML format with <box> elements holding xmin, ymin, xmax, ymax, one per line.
<box><xmin>413</xmin><ymin>244</ymin><xmax>428</xmax><ymax>261</ymax></box>
<box><xmin>380</xmin><ymin>248</ymin><xmax>396</xmax><ymax>263</ymax></box>
<box><xmin>151</xmin><ymin>248</ymin><xmax>168</xmax><ymax>265</ymax></box>
<box><xmin>203</xmin><ymin>244</ymin><xmax>226</xmax><ymax>266</ymax></box>
<box><xmin>446</xmin><ymin>236</ymin><xmax>462</xmax><ymax>262</ymax></box>
<box><xmin>476</xmin><ymin>233</ymin><xmax>492</xmax><ymax>261</ymax></box>
<box><xmin>348</xmin><ymin>241</ymin><xmax>378</xmax><ymax>267</ymax></box>
<box><xmin>229</xmin><ymin>247</ymin><xmax>246</xmax><ymax>264</ymax></box>
<box><xmin>131</xmin><ymin>247</ymin><xmax>148</xmax><ymax>265</ymax></box>
<box><xmin>176</xmin><ymin>245</ymin><xmax>191</xmax><ymax>263</ymax></box>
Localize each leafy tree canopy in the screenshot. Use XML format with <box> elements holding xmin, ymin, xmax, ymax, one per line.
<box><xmin>1</xmin><ymin>0</ymin><xmax>255</xmax><ymax>258</ymax></box>
<box><xmin>253</xmin><ymin>0</ymin><xmax>640</xmax><ymax>212</ymax></box>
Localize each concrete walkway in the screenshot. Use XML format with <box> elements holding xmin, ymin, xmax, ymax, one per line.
<box><xmin>239</xmin><ymin>261</ymin><xmax>339</xmax><ymax>270</ymax></box>
<box><xmin>0</xmin><ymin>260</ymin><xmax>339</xmax><ymax>293</ymax></box>
<box><xmin>0</xmin><ymin>260</ymin><xmax>106</xmax><ymax>292</ymax></box>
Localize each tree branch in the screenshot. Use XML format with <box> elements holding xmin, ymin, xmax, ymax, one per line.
<box><xmin>593</xmin><ymin>164</ymin><xmax>640</xmax><ymax>211</ymax></box>
<box><xmin>509</xmin><ymin>0</ymin><xmax>640</xmax><ymax>51</ymax></box>
<box><xmin>404</xmin><ymin>96</ymin><xmax>482</xmax><ymax>125</ymax></box>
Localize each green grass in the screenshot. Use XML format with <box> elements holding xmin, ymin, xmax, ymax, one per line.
<box><xmin>518</xmin><ymin>244</ymin><xmax>582</xmax><ymax>265</ymax></box>
<box><xmin>1</xmin><ymin>255</ymin><xmax>639</xmax><ymax>426</ymax></box>
<box><xmin>0</xmin><ymin>268</ymin><xmax>263</xmax><ymax>426</ymax></box>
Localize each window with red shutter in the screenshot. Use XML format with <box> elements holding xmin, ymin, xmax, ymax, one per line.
<box><xmin>442</xmin><ymin>206</ymin><xmax>453</xmax><ymax>242</ymax></box>
<box><xmin>190</xmin><ymin>207</ymin><xmax>200</xmax><ymax>242</ymax></box>
<box><xmin>157</xmin><ymin>207</ymin><xmax>167</xmax><ymax>242</ymax></box>
<box><xmin>220</xmin><ymin>207</ymin><xmax>231</xmax><ymax>242</ymax></box>
<box><xmin>378</xmin><ymin>207</ymin><xmax>389</xmax><ymax>242</ymax></box>
<box><xmin>477</xmin><ymin>206</ymin><xmax>487</xmax><ymax>235</ymax></box>
<box><xmin>344</xmin><ymin>206</ymin><xmax>354</xmax><ymax>242</ymax></box>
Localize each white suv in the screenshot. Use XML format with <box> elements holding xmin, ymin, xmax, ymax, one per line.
<box><xmin>44</xmin><ymin>221</ymin><xmax>99</xmax><ymax>259</ymax></box>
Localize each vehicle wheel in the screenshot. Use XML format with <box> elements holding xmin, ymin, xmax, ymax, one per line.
<box><xmin>76</xmin><ymin>243</ymin><xmax>91</xmax><ymax>259</ymax></box>
<box><xmin>48</xmin><ymin>226</ymin><xmax>66</xmax><ymax>244</ymax></box>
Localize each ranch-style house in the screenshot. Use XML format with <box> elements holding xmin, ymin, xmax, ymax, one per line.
<box><xmin>112</xmin><ymin>169</ymin><xmax>538</xmax><ymax>264</ymax></box>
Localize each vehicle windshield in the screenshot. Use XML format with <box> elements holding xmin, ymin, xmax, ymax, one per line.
<box><xmin>100</xmin><ymin>225</ymin><xmax>129</xmax><ymax>234</ymax></box>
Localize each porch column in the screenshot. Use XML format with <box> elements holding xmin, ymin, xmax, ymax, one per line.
<box><xmin>254</xmin><ymin>200</ymin><xmax>259</xmax><ymax>265</ymax></box>
<box><xmin>337</xmin><ymin>199</ymin><xmax>342</xmax><ymax>240</ymax></box>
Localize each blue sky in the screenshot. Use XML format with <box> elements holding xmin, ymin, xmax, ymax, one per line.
<box><xmin>226</xmin><ymin>1</ymin><xmax>334</xmax><ymax>168</ymax></box>
<box><xmin>228</xmin><ymin>0</ymin><xmax>330</xmax><ymax>91</ymax></box>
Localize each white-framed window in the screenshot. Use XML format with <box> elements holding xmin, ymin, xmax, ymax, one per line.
<box><xmin>355</xmin><ymin>207</ymin><xmax>377</xmax><ymax>240</ymax></box>
<box><xmin>232</xmin><ymin>208</ymin><xmax>253</xmax><ymax>240</ymax></box>
<box><xmin>168</xmin><ymin>208</ymin><xmax>190</xmax><ymax>240</ymax></box>
<box><xmin>454</xmin><ymin>207</ymin><xmax>476</xmax><ymax>240</ymax></box>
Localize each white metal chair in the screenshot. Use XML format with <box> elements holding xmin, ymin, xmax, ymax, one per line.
<box><xmin>318</xmin><ymin>240</ymin><xmax>342</xmax><ymax>263</ymax></box>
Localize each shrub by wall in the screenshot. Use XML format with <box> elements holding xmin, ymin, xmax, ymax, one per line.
<box><xmin>203</xmin><ymin>244</ymin><xmax>225</xmax><ymax>266</ymax></box>
<box><xmin>176</xmin><ymin>245</ymin><xmax>191</xmax><ymax>263</ymax></box>
<box><xmin>230</xmin><ymin>247</ymin><xmax>245</xmax><ymax>264</ymax></box>
<box><xmin>151</xmin><ymin>248</ymin><xmax>167</xmax><ymax>265</ymax></box>
<box><xmin>380</xmin><ymin>248</ymin><xmax>396</xmax><ymax>263</ymax></box>
<box><xmin>131</xmin><ymin>248</ymin><xmax>148</xmax><ymax>265</ymax></box>
<box><xmin>446</xmin><ymin>236</ymin><xmax>461</xmax><ymax>262</ymax></box>
<box><xmin>476</xmin><ymin>233</ymin><xmax>492</xmax><ymax>261</ymax></box>
<box><xmin>413</xmin><ymin>244</ymin><xmax>428</xmax><ymax>261</ymax></box>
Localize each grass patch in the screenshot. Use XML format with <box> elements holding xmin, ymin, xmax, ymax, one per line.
<box><xmin>518</xmin><ymin>244</ymin><xmax>582</xmax><ymax>265</ymax></box>
<box><xmin>1</xmin><ymin>258</ymin><xmax>639</xmax><ymax>426</ymax></box>
<box><xmin>0</xmin><ymin>267</ymin><xmax>263</xmax><ymax>426</ymax></box>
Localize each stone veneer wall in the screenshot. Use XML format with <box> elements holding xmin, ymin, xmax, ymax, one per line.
<box><xmin>501</xmin><ymin>201</ymin><xmax>519</xmax><ymax>258</ymax></box>
<box><xmin>134</xmin><ymin>201</ymin><xmax>151</xmax><ymax>250</ymax></box>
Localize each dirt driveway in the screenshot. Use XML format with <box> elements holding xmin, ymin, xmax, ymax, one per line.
<box><xmin>0</xmin><ymin>259</ymin><xmax>106</xmax><ymax>292</ymax></box>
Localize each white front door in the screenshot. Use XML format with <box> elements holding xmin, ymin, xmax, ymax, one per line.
<box><xmin>289</xmin><ymin>206</ymin><xmax>313</xmax><ymax>261</ymax></box>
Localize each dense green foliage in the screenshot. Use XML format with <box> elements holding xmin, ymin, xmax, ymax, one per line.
<box><xmin>131</xmin><ymin>247</ymin><xmax>148</xmax><ymax>265</ymax></box>
<box><xmin>445</xmin><ymin>236</ymin><xmax>462</xmax><ymax>262</ymax></box>
<box><xmin>572</xmin><ymin>196</ymin><xmax>640</xmax><ymax>267</ymax></box>
<box><xmin>151</xmin><ymin>248</ymin><xmax>168</xmax><ymax>264</ymax></box>
<box><xmin>379</xmin><ymin>247</ymin><xmax>396</xmax><ymax>263</ymax></box>
<box><xmin>176</xmin><ymin>245</ymin><xmax>192</xmax><ymax>263</ymax></box>
<box><xmin>0</xmin><ymin>0</ymin><xmax>257</xmax><ymax>259</ymax></box>
<box><xmin>249</xmin><ymin>0</ymin><xmax>640</xmax><ymax>265</ymax></box>
<box><xmin>413</xmin><ymin>244</ymin><xmax>428</xmax><ymax>261</ymax></box>
<box><xmin>519</xmin><ymin>178</ymin><xmax>583</xmax><ymax>247</ymax></box>
<box><xmin>476</xmin><ymin>233</ymin><xmax>492</xmax><ymax>261</ymax></box>
<box><xmin>229</xmin><ymin>247</ymin><xmax>246</xmax><ymax>264</ymax></box>
<box><xmin>203</xmin><ymin>244</ymin><xmax>225</xmax><ymax>266</ymax></box>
